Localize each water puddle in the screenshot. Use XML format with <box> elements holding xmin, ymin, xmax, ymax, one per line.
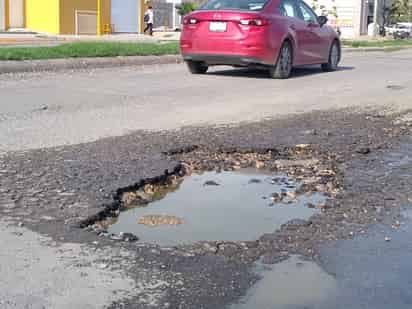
<box><xmin>108</xmin><ymin>169</ymin><xmax>326</xmax><ymax>246</ymax></box>
<box><xmin>233</xmin><ymin>255</ymin><xmax>337</xmax><ymax>309</ymax></box>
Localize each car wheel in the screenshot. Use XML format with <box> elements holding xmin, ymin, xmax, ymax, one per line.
<box><xmin>186</xmin><ymin>61</ymin><xmax>208</xmax><ymax>74</ymax></box>
<box><xmin>322</xmin><ymin>41</ymin><xmax>340</xmax><ymax>72</ymax></box>
<box><xmin>268</xmin><ymin>41</ymin><xmax>293</xmax><ymax>79</ymax></box>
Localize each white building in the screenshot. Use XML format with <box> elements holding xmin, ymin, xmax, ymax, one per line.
<box><xmin>305</xmin><ymin>0</ymin><xmax>370</xmax><ymax>38</ymax></box>
<box><xmin>0</xmin><ymin>0</ymin><xmax>5</xmax><ymax>31</ymax></box>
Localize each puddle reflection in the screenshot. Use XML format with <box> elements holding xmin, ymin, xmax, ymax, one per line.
<box><xmin>108</xmin><ymin>170</ymin><xmax>325</xmax><ymax>246</ymax></box>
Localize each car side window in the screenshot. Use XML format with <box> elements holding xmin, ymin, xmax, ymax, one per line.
<box><xmin>297</xmin><ymin>1</ymin><xmax>318</xmax><ymax>23</ymax></box>
<box><xmin>280</xmin><ymin>0</ymin><xmax>298</xmax><ymax>19</ymax></box>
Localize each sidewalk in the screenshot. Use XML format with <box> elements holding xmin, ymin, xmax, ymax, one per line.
<box><xmin>0</xmin><ymin>32</ymin><xmax>179</xmax><ymax>48</ymax></box>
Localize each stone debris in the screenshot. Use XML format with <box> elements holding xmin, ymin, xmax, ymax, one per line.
<box><xmin>138</xmin><ymin>215</ymin><xmax>184</xmax><ymax>227</ymax></box>
<box><xmin>356</xmin><ymin>147</ymin><xmax>371</xmax><ymax>155</ymax></box>
<box><xmin>255</xmin><ymin>160</ymin><xmax>265</xmax><ymax>169</ymax></box>
<box><xmin>203</xmin><ymin>180</ymin><xmax>220</xmax><ymax>186</ymax></box>
<box><xmin>295</xmin><ymin>144</ymin><xmax>311</xmax><ymax>149</ymax></box>
<box><xmin>248</xmin><ymin>178</ymin><xmax>262</xmax><ymax>184</ymax></box>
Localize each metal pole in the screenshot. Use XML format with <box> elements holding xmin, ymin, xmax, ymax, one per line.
<box><xmin>172</xmin><ymin>1</ymin><xmax>176</xmax><ymax>30</ymax></box>
<box><xmin>373</xmin><ymin>0</ymin><xmax>379</xmax><ymax>37</ymax></box>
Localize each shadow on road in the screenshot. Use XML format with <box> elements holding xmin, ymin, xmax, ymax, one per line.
<box><xmin>208</xmin><ymin>66</ymin><xmax>355</xmax><ymax>80</ymax></box>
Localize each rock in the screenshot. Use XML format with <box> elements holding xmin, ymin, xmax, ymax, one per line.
<box><xmin>248</xmin><ymin>178</ymin><xmax>262</xmax><ymax>184</ymax></box>
<box><xmin>356</xmin><ymin>147</ymin><xmax>371</xmax><ymax>155</ymax></box>
<box><xmin>306</xmin><ymin>202</ymin><xmax>315</xmax><ymax>208</ymax></box>
<box><xmin>110</xmin><ymin>234</ymin><xmax>123</xmax><ymax>241</ymax></box>
<box><xmin>203</xmin><ymin>243</ymin><xmax>218</xmax><ymax>254</ymax></box>
<box><xmin>275</xmin><ymin>159</ymin><xmax>319</xmax><ymax>169</ymax></box>
<box><xmin>315</xmin><ymin>184</ymin><xmax>327</xmax><ymax>192</ymax></box>
<box><xmin>40</xmin><ymin>216</ymin><xmax>55</xmax><ymax>221</ymax></box>
<box><xmin>295</xmin><ymin>144</ymin><xmax>310</xmax><ymax>149</ymax></box>
<box><xmin>318</xmin><ymin>169</ymin><xmax>336</xmax><ymax>176</ymax></box>
<box><xmin>180</xmin><ymin>163</ymin><xmax>193</xmax><ymax>175</ymax></box>
<box><xmin>217</xmin><ymin>243</ymin><xmax>240</xmax><ymax>257</ymax></box>
<box><xmin>122</xmin><ymin>191</ymin><xmax>153</xmax><ymax>205</ymax></box>
<box><xmin>138</xmin><ymin>215</ymin><xmax>184</xmax><ymax>226</ymax></box>
<box><xmin>270</xmin><ymin>192</ymin><xmax>282</xmax><ymax>203</ymax></box>
<box><xmin>286</xmin><ymin>191</ymin><xmax>297</xmax><ymax>199</ymax></box>
<box><xmin>204</xmin><ymin>180</ymin><xmax>220</xmax><ymax>186</ymax></box>
<box><xmin>119</xmin><ymin>232</ymin><xmax>139</xmax><ymax>242</ymax></box>
<box><xmin>99</xmin><ymin>232</ymin><xmax>110</xmax><ymax>237</ymax></box>
<box><xmin>143</xmin><ymin>184</ymin><xmax>154</xmax><ymax>194</ymax></box>
<box><xmin>303</xmin><ymin>129</ymin><xmax>317</xmax><ymax>135</ymax></box>
<box><xmin>385</xmin><ymin>236</ymin><xmax>391</xmax><ymax>242</ymax></box>
<box><xmin>282</xmin><ymin>219</ymin><xmax>311</xmax><ymax>230</ymax></box>
<box><xmin>255</xmin><ymin>161</ymin><xmax>265</xmax><ymax>169</ymax></box>
<box><xmin>18</xmin><ymin>222</ymin><xmax>24</xmax><ymax>227</ymax></box>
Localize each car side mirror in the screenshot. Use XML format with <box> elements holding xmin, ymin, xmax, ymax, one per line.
<box><xmin>318</xmin><ymin>16</ymin><xmax>328</xmax><ymax>27</ymax></box>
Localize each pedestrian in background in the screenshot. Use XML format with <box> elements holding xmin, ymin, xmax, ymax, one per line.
<box><xmin>144</xmin><ymin>6</ymin><xmax>154</xmax><ymax>36</ymax></box>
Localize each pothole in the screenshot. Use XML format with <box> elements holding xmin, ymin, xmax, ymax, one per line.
<box><xmin>83</xmin><ymin>145</ymin><xmax>340</xmax><ymax>249</ymax></box>
<box><xmin>107</xmin><ymin>169</ymin><xmax>326</xmax><ymax>246</ymax></box>
<box><xmin>232</xmin><ymin>255</ymin><xmax>337</xmax><ymax>309</ymax></box>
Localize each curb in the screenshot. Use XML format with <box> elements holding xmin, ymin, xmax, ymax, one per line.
<box><xmin>0</xmin><ymin>54</ymin><xmax>183</xmax><ymax>74</ymax></box>
<box><xmin>343</xmin><ymin>45</ymin><xmax>412</xmax><ymax>53</ymax></box>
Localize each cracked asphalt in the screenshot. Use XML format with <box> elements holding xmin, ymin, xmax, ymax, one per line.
<box><xmin>1</xmin><ymin>50</ymin><xmax>412</xmax><ymax>309</ymax></box>
<box><xmin>1</xmin><ymin>50</ymin><xmax>412</xmax><ymax>152</ymax></box>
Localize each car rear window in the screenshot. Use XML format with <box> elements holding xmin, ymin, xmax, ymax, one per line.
<box><xmin>198</xmin><ymin>0</ymin><xmax>269</xmax><ymax>11</ymax></box>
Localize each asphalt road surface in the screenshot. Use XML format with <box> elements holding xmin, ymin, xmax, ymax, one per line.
<box><xmin>1</xmin><ymin>50</ymin><xmax>412</xmax><ymax>152</ymax></box>
<box><xmin>1</xmin><ymin>50</ymin><xmax>412</xmax><ymax>309</ymax></box>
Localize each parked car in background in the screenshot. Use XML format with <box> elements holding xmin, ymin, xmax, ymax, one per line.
<box><xmin>385</xmin><ymin>23</ymin><xmax>411</xmax><ymax>38</ymax></box>
<box><xmin>180</xmin><ymin>0</ymin><xmax>341</xmax><ymax>79</ymax></box>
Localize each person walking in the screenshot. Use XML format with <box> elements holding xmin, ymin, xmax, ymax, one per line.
<box><xmin>144</xmin><ymin>6</ymin><xmax>154</xmax><ymax>36</ymax></box>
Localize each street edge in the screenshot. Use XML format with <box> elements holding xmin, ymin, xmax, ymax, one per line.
<box><xmin>0</xmin><ymin>54</ymin><xmax>183</xmax><ymax>75</ymax></box>
<box><xmin>343</xmin><ymin>45</ymin><xmax>412</xmax><ymax>53</ymax></box>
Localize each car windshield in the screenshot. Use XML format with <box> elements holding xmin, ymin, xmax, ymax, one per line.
<box><xmin>198</xmin><ymin>0</ymin><xmax>269</xmax><ymax>11</ymax></box>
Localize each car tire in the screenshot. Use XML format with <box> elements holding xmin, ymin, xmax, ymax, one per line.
<box><xmin>268</xmin><ymin>41</ymin><xmax>293</xmax><ymax>79</ymax></box>
<box><xmin>322</xmin><ymin>41</ymin><xmax>340</xmax><ymax>72</ymax></box>
<box><xmin>186</xmin><ymin>61</ymin><xmax>208</xmax><ymax>74</ymax></box>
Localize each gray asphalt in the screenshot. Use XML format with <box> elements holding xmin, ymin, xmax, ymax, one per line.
<box><xmin>1</xmin><ymin>50</ymin><xmax>412</xmax><ymax>309</ymax></box>
<box><xmin>1</xmin><ymin>50</ymin><xmax>412</xmax><ymax>152</ymax></box>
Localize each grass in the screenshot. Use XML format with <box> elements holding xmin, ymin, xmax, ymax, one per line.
<box><xmin>342</xmin><ymin>39</ymin><xmax>412</xmax><ymax>48</ymax></box>
<box><xmin>0</xmin><ymin>41</ymin><xmax>180</xmax><ymax>61</ymax></box>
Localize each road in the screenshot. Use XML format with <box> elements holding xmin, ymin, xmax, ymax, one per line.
<box><xmin>1</xmin><ymin>50</ymin><xmax>412</xmax><ymax>309</ymax></box>
<box><xmin>1</xmin><ymin>50</ymin><xmax>412</xmax><ymax>152</ymax></box>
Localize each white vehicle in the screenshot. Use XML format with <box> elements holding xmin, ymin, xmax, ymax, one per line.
<box><xmin>386</xmin><ymin>23</ymin><xmax>411</xmax><ymax>36</ymax></box>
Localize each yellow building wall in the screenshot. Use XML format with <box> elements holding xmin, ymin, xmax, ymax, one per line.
<box><xmin>25</xmin><ymin>0</ymin><xmax>60</xmax><ymax>34</ymax></box>
<box><xmin>59</xmin><ymin>0</ymin><xmax>97</xmax><ymax>34</ymax></box>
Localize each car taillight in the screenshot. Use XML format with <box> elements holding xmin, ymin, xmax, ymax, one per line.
<box><xmin>239</xmin><ymin>18</ymin><xmax>268</xmax><ymax>26</ymax></box>
<box><xmin>183</xmin><ymin>17</ymin><xmax>198</xmax><ymax>25</ymax></box>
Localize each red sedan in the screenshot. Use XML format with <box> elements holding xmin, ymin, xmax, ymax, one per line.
<box><xmin>180</xmin><ymin>0</ymin><xmax>341</xmax><ymax>78</ymax></box>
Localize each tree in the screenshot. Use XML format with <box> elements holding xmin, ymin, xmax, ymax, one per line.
<box><xmin>176</xmin><ymin>2</ymin><xmax>197</xmax><ymax>17</ymax></box>
<box><xmin>390</xmin><ymin>0</ymin><xmax>412</xmax><ymax>22</ymax></box>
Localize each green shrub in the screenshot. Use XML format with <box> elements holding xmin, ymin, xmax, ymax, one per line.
<box><xmin>176</xmin><ymin>2</ymin><xmax>197</xmax><ymax>16</ymax></box>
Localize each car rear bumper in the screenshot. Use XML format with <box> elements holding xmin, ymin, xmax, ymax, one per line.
<box><xmin>182</xmin><ymin>54</ymin><xmax>271</xmax><ymax>67</ymax></box>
